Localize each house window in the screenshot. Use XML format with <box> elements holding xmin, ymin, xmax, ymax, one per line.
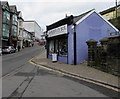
<box><xmin>12</xmin><ymin>26</ymin><xmax>17</xmax><ymax>37</ymax></box>
<box><xmin>2</xmin><ymin>24</ymin><xmax>6</xmax><ymax>32</ymax></box>
<box><xmin>12</xmin><ymin>14</ymin><xmax>17</xmax><ymax>25</ymax></box>
<box><xmin>2</xmin><ymin>24</ymin><xmax>9</xmax><ymax>38</ymax></box>
<box><xmin>3</xmin><ymin>11</ymin><xmax>10</xmax><ymax>24</ymax></box>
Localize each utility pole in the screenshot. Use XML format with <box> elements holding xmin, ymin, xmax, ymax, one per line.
<box><xmin>116</xmin><ymin>0</ymin><xmax>118</xmax><ymax>18</ymax></box>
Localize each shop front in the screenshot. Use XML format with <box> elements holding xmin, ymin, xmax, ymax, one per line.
<box><xmin>46</xmin><ymin>9</ymin><xmax>119</xmax><ymax>65</ymax></box>
<box><xmin>47</xmin><ymin>24</ymin><xmax>69</xmax><ymax>63</ymax></box>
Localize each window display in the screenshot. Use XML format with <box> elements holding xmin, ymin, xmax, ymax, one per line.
<box><xmin>55</xmin><ymin>40</ymin><xmax>58</xmax><ymax>54</ymax></box>
<box><xmin>49</xmin><ymin>40</ymin><xmax>54</xmax><ymax>55</ymax></box>
<box><xmin>49</xmin><ymin>38</ymin><xmax>68</xmax><ymax>56</ymax></box>
<box><xmin>59</xmin><ymin>39</ymin><xmax>68</xmax><ymax>56</ymax></box>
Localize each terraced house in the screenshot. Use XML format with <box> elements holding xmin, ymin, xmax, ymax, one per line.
<box><xmin>100</xmin><ymin>4</ymin><xmax>120</xmax><ymax>31</ymax></box>
<box><xmin>1</xmin><ymin>1</ymin><xmax>18</xmax><ymax>48</ymax></box>
<box><xmin>17</xmin><ymin>11</ymin><xmax>24</xmax><ymax>50</ymax></box>
<box><xmin>1</xmin><ymin>1</ymin><xmax>10</xmax><ymax>47</ymax></box>
<box><xmin>9</xmin><ymin>5</ymin><xmax>18</xmax><ymax>49</ymax></box>
<box><xmin>100</xmin><ymin>4</ymin><xmax>120</xmax><ymax>20</ymax></box>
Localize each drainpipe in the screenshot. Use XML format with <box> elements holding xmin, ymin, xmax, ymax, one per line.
<box><xmin>73</xmin><ymin>23</ymin><xmax>76</xmax><ymax>65</ymax></box>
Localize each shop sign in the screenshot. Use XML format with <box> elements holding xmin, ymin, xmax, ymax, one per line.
<box><xmin>47</xmin><ymin>24</ymin><xmax>67</xmax><ymax>37</ymax></box>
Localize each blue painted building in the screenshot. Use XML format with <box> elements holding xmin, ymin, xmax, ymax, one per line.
<box><xmin>46</xmin><ymin>9</ymin><xmax>119</xmax><ymax>65</ymax></box>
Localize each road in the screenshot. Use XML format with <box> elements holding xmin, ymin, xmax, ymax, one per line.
<box><xmin>2</xmin><ymin>44</ymin><xmax>118</xmax><ymax>98</ymax></box>
<box><xmin>2</xmin><ymin>44</ymin><xmax>44</xmax><ymax>76</ymax></box>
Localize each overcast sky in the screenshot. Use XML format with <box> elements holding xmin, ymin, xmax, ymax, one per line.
<box><xmin>2</xmin><ymin>0</ymin><xmax>120</xmax><ymax>31</ymax></box>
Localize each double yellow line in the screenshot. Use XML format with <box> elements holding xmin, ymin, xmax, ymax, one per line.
<box><xmin>29</xmin><ymin>55</ymin><xmax>119</xmax><ymax>92</ymax></box>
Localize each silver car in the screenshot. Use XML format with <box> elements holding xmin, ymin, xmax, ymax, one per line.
<box><xmin>2</xmin><ymin>46</ymin><xmax>16</xmax><ymax>54</ymax></box>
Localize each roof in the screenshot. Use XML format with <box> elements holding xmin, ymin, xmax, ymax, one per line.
<box><xmin>1</xmin><ymin>1</ymin><xmax>10</xmax><ymax>11</ymax></box>
<box><xmin>10</xmin><ymin>5</ymin><xmax>17</xmax><ymax>13</ymax></box>
<box><xmin>76</xmin><ymin>10</ymin><xmax>119</xmax><ymax>32</ymax></box>
<box><xmin>10</xmin><ymin>5</ymin><xmax>16</xmax><ymax>10</ymax></box>
<box><xmin>73</xmin><ymin>9</ymin><xmax>94</xmax><ymax>23</ymax></box>
<box><xmin>1</xmin><ymin>1</ymin><xmax>8</xmax><ymax>6</ymax></box>
<box><xmin>47</xmin><ymin>9</ymin><xmax>119</xmax><ymax>32</ymax></box>
<box><xmin>47</xmin><ymin>9</ymin><xmax>94</xmax><ymax>31</ymax></box>
<box><xmin>24</xmin><ymin>20</ymin><xmax>41</xmax><ymax>29</ymax></box>
<box><xmin>47</xmin><ymin>15</ymin><xmax>73</xmax><ymax>31</ymax></box>
<box><xmin>100</xmin><ymin>4</ymin><xmax>120</xmax><ymax>15</ymax></box>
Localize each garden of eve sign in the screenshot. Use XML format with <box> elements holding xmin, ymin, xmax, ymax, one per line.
<box><xmin>47</xmin><ymin>24</ymin><xmax>68</xmax><ymax>37</ymax></box>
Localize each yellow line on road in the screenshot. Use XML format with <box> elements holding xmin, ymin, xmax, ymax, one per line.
<box><xmin>29</xmin><ymin>57</ymin><xmax>119</xmax><ymax>92</ymax></box>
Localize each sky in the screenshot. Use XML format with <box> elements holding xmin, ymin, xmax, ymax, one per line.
<box><xmin>2</xmin><ymin>0</ymin><xmax>120</xmax><ymax>31</ymax></box>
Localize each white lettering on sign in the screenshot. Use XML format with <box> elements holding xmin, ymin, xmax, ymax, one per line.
<box><xmin>47</xmin><ymin>24</ymin><xmax>67</xmax><ymax>37</ymax></box>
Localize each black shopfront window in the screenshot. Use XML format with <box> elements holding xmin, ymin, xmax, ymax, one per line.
<box><xmin>59</xmin><ymin>39</ymin><xmax>68</xmax><ymax>56</ymax></box>
<box><xmin>49</xmin><ymin>40</ymin><xmax>54</xmax><ymax>55</ymax></box>
<box><xmin>49</xmin><ymin>38</ymin><xmax>68</xmax><ymax>56</ymax></box>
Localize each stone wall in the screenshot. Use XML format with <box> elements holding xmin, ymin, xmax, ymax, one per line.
<box><xmin>86</xmin><ymin>35</ymin><xmax>120</xmax><ymax>76</ymax></box>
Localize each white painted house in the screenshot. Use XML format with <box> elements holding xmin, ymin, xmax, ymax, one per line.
<box><xmin>23</xmin><ymin>21</ymin><xmax>43</xmax><ymax>41</ymax></box>
<box><xmin>17</xmin><ymin>11</ymin><xmax>24</xmax><ymax>49</ymax></box>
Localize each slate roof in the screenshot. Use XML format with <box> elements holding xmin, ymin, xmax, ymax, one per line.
<box><xmin>10</xmin><ymin>5</ymin><xmax>17</xmax><ymax>11</ymax></box>
<box><xmin>47</xmin><ymin>15</ymin><xmax>73</xmax><ymax>31</ymax></box>
<box><xmin>1</xmin><ymin>1</ymin><xmax>8</xmax><ymax>6</ymax></box>
<box><xmin>73</xmin><ymin>9</ymin><xmax>94</xmax><ymax>23</ymax></box>
<box><xmin>1</xmin><ymin>1</ymin><xmax>10</xmax><ymax>11</ymax></box>
<box><xmin>47</xmin><ymin>9</ymin><xmax>94</xmax><ymax>31</ymax></box>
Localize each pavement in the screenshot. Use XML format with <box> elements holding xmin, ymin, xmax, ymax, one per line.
<box><xmin>30</xmin><ymin>50</ymin><xmax>119</xmax><ymax>91</ymax></box>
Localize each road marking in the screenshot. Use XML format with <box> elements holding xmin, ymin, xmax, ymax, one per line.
<box><xmin>29</xmin><ymin>56</ymin><xmax>120</xmax><ymax>92</ymax></box>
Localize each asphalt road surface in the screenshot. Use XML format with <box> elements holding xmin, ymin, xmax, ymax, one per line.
<box><xmin>2</xmin><ymin>44</ymin><xmax>44</xmax><ymax>76</ymax></box>
<box><xmin>2</xmin><ymin>44</ymin><xmax>118</xmax><ymax>98</ymax></box>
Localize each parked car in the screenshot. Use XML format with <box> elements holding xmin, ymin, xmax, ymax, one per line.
<box><xmin>2</xmin><ymin>46</ymin><xmax>16</xmax><ymax>54</ymax></box>
<box><xmin>0</xmin><ymin>47</ymin><xmax>2</xmax><ymax>56</ymax></box>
